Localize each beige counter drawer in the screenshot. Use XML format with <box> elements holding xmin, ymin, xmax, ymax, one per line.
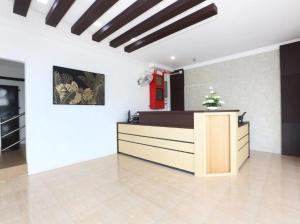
<box><xmin>237</xmin><ymin>143</ymin><xmax>249</xmax><ymax>168</ymax></box>
<box><xmin>238</xmin><ymin>124</ymin><xmax>249</xmax><ymax>140</ymax></box>
<box><xmin>118</xmin><ymin>140</ymin><xmax>194</xmax><ymax>172</ymax></box>
<box><xmin>118</xmin><ymin>124</ymin><xmax>194</xmax><ymax>142</ymax></box>
<box><xmin>238</xmin><ymin>135</ymin><xmax>249</xmax><ymax>150</ymax></box>
<box><xmin>118</xmin><ymin>133</ymin><xmax>194</xmax><ymax>153</ymax></box>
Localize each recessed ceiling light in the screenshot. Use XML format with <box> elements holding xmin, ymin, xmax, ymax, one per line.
<box><xmin>170</xmin><ymin>56</ymin><xmax>176</xmax><ymax>60</ymax></box>
<box><xmin>131</xmin><ymin>38</ymin><xmax>136</xmax><ymax>42</ymax></box>
<box><xmin>37</xmin><ymin>0</ymin><xmax>49</xmax><ymax>4</ymax></box>
<box><xmin>93</xmin><ymin>21</ymin><xmax>102</xmax><ymax>28</ymax></box>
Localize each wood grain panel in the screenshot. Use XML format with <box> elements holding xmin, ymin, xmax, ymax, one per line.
<box><xmin>171</xmin><ymin>73</ymin><xmax>185</xmax><ymax>111</ymax></box>
<box><xmin>138</xmin><ymin>111</ymin><xmax>193</xmax><ymax>128</ymax></box>
<box><xmin>92</xmin><ymin>0</ymin><xmax>162</xmax><ymax>42</ymax></box>
<box><xmin>46</xmin><ymin>0</ymin><xmax>75</xmax><ymax>27</ymax></box>
<box><xmin>282</xmin><ymin>123</ymin><xmax>300</xmax><ymax>156</ymax></box>
<box><xmin>13</xmin><ymin>0</ymin><xmax>31</xmax><ymax>17</ymax></box>
<box><xmin>280</xmin><ymin>41</ymin><xmax>300</xmax><ymax>76</ymax></box>
<box><xmin>238</xmin><ymin>124</ymin><xmax>249</xmax><ymax>140</ymax></box>
<box><xmin>229</xmin><ymin>113</ymin><xmax>239</xmax><ymax>175</ymax></box>
<box><xmin>110</xmin><ymin>0</ymin><xmax>206</xmax><ymax>47</ymax></box>
<box><xmin>281</xmin><ymin>75</ymin><xmax>300</xmax><ymax>123</ymax></box>
<box><xmin>280</xmin><ymin>41</ymin><xmax>300</xmax><ymax>156</ymax></box>
<box><xmin>118</xmin><ymin>140</ymin><xmax>194</xmax><ymax>172</ymax></box>
<box><xmin>124</xmin><ymin>3</ymin><xmax>217</xmax><ymax>52</ymax></box>
<box><xmin>206</xmin><ymin>115</ymin><xmax>230</xmax><ymax>173</ymax></box>
<box><xmin>71</xmin><ymin>0</ymin><xmax>119</xmax><ymax>35</ymax></box>
<box><xmin>193</xmin><ymin>113</ymin><xmax>205</xmax><ymax>177</ymax></box>
<box><xmin>238</xmin><ymin>135</ymin><xmax>249</xmax><ymax>150</ymax></box>
<box><xmin>118</xmin><ymin>124</ymin><xmax>194</xmax><ymax>142</ymax></box>
<box><xmin>237</xmin><ymin>143</ymin><xmax>249</xmax><ymax>168</ymax></box>
<box><xmin>118</xmin><ymin>133</ymin><xmax>194</xmax><ymax>153</ymax></box>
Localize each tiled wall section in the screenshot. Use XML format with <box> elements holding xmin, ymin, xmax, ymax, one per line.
<box><xmin>185</xmin><ymin>50</ymin><xmax>281</xmax><ymax>153</ymax></box>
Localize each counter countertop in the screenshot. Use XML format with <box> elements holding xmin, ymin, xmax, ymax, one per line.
<box><xmin>118</xmin><ymin>121</ymin><xmax>249</xmax><ymax>129</ymax></box>
<box><xmin>138</xmin><ymin>110</ymin><xmax>240</xmax><ymax>114</ymax></box>
<box><xmin>117</xmin><ymin>122</ymin><xmax>194</xmax><ymax>129</ymax></box>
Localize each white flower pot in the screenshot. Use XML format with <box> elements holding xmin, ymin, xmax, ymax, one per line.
<box><xmin>207</xmin><ymin>106</ymin><xmax>219</xmax><ymax>111</ymax></box>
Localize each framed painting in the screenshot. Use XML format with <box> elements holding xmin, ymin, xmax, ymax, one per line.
<box><xmin>53</xmin><ymin>66</ymin><xmax>105</xmax><ymax>105</ymax></box>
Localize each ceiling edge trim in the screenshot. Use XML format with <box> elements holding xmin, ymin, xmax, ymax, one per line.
<box><xmin>181</xmin><ymin>37</ymin><xmax>300</xmax><ymax>70</ymax></box>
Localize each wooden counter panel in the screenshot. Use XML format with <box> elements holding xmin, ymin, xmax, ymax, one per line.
<box><xmin>118</xmin><ymin>140</ymin><xmax>194</xmax><ymax>172</ymax></box>
<box><xmin>118</xmin><ymin>124</ymin><xmax>194</xmax><ymax>142</ymax></box>
<box><xmin>238</xmin><ymin>143</ymin><xmax>249</xmax><ymax>168</ymax></box>
<box><xmin>238</xmin><ymin>135</ymin><xmax>249</xmax><ymax>150</ymax></box>
<box><xmin>118</xmin><ymin>133</ymin><xmax>194</xmax><ymax>153</ymax></box>
<box><xmin>238</xmin><ymin>124</ymin><xmax>249</xmax><ymax>140</ymax></box>
<box><xmin>138</xmin><ymin>111</ymin><xmax>194</xmax><ymax>128</ymax></box>
<box><xmin>206</xmin><ymin>115</ymin><xmax>230</xmax><ymax>174</ymax></box>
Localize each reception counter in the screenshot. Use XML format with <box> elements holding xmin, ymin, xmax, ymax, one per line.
<box><xmin>117</xmin><ymin>110</ymin><xmax>250</xmax><ymax>176</ymax></box>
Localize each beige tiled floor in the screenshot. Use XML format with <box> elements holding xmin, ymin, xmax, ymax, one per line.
<box><xmin>0</xmin><ymin>151</ymin><xmax>300</xmax><ymax>224</ymax></box>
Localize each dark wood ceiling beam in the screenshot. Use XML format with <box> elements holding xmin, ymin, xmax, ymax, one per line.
<box><xmin>13</xmin><ymin>0</ymin><xmax>31</xmax><ymax>17</ymax></box>
<box><xmin>71</xmin><ymin>0</ymin><xmax>119</xmax><ymax>35</ymax></box>
<box><xmin>110</xmin><ymin>0</ymin><xmax>206</xmax><ymax>48</ymax></box>
<box><xmin>124</xmin><ymin>3</ymin><xmax>218</xmax><ymax>53</ymax></box>
<box><xmin>92</xmin><ymin>0</ymin><xmax>163</xmax><ymax>42</ymax></box>
<box><xmin>46</xmin><ymin>0</ymin><xmax>75</xmax><ymax>27</ymax></box>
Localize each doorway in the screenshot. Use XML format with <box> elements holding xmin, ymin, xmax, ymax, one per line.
<box><xmin>0</xmin><ymin>59</ymin><xmax>26</xmax><ymax>179</ymax></box>
<box><xmin>0</xmin><ymin>85</ymin><xmax>20</xmax><ymax>150</ymax></box>
<box><xmin>170</xmin><ymin>69</ymin><xmax>185</xmax><ymax>111</ymax></box>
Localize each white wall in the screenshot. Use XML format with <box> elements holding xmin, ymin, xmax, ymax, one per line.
<box><xmin>0</xmin><ymin>1</ymin><xmax>150</xmax><ymax>174</ymax></box>
<box><xmin>185</xmin><ymin>50</ymin><xmax>281</xmax><ymax>154</ymax></box>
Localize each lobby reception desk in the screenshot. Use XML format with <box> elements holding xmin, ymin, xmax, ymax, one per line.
<box><xmin>117</xmin><ymin>110</ymin><xmax>250</xmax><ymax>176</ymax></box>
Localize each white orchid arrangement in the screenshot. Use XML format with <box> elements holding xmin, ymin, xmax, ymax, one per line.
<box><xmin>202</xmin><ymin>86</ymin><xmax>224</xmax><ymax>108</ymax></box>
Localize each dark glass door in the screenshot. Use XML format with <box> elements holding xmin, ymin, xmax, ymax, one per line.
<box><xmin>0</xmin><ymin>85</ymin><xmax>20</xmax><ymax>151</ymax></box>
<box><xmin>170</xmin><ymin>72</ymin><xmax>184</xmax><ymax>111</ymax></box>
<box><xmin>280</xmin><ymin>41</ymin><xmax>300</xmax><ymax>156</ymax></box>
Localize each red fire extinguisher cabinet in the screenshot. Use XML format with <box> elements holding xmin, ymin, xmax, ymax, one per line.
<box><xmin>149</xmin><ymin>71</ymin><xmax>165</xmax><ymax>109</ymax></box>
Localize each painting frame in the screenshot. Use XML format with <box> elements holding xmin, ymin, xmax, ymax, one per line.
<box><xmin>53</xmin><ymin>66</ymin><xmax>105</xmax><ymax>106</ymax></box>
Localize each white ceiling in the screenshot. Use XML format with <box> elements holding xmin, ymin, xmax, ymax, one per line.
<box><xmin>21</xmin><ymin>0</ymin><xmax>300</xmax><ymax>68</ymax></box>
